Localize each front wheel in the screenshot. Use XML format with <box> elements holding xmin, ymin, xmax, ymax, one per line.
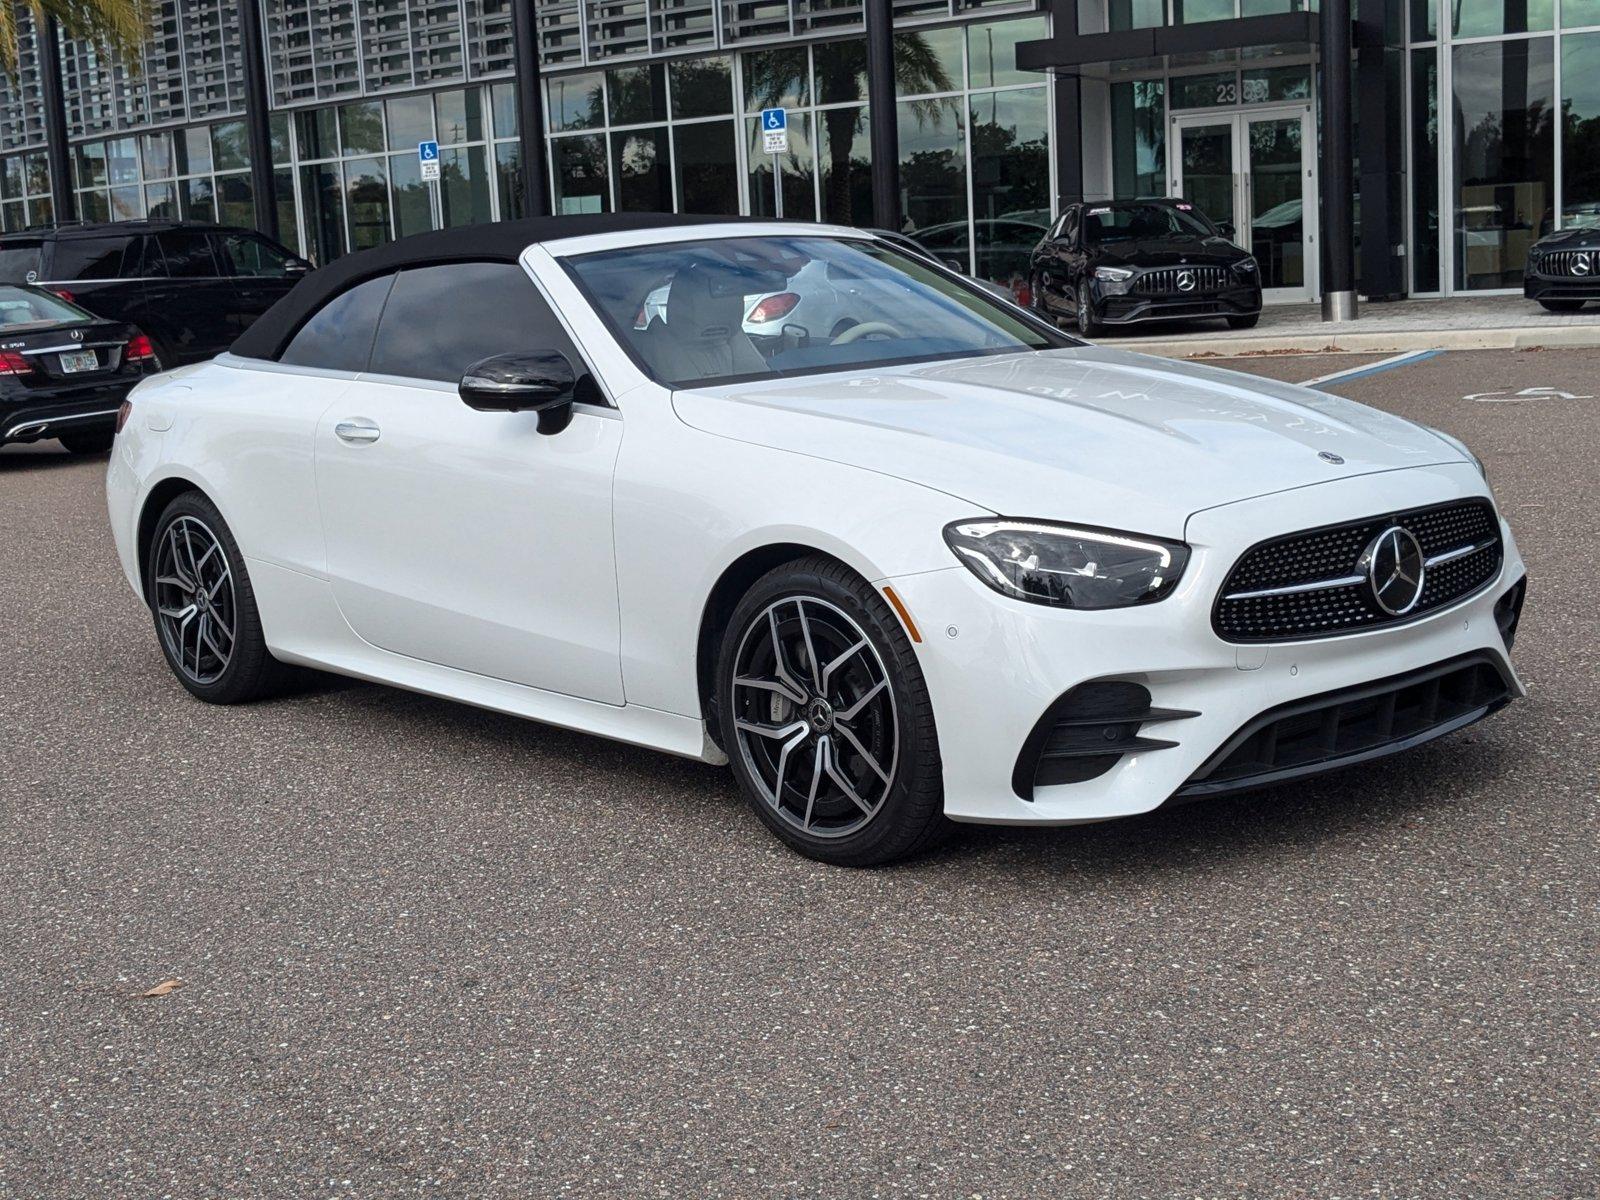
<box><xmin>1538</xmin><ymin>299</ymin><xmax>1585</xmax><ymax>313</ymax></box>
<box><xmin>1076</xmin><ymin>280</ymin><xmax>1102</xmax><ymax>337</ymax></box>
<box><xmin>147</xmin><ymin>491</ymin><xmax>298</xmax><ymax>704</ymax></box>
<box><xmin>716</xmin><ymin>556</ymin><xmax>947</xmax><ymax>867</ymax></box>
<box><xmin>1226</xmin><ymin>313</ymin><xmax>1261</xmax><ymax>330</ymax></box>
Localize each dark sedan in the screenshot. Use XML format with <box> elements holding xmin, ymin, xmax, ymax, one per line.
<box><xmin>1524</xmin><ymin>224</ymin><xmax>1600</xmax><ymax>311</ymax></box>
<box><xmin>1029</xmin><ymin>199</ymin><xmax>1262</xmax><ymax>337</ymax></box>
<box><xmin>0</xmin><ymin>284</ymin><xmax>159</xmax><ymax>455</ymax></box>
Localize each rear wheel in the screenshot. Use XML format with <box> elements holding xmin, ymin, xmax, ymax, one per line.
<box><xmin>147</xmin><ymin>491</ymin><xmax>297</xmax><ymax>704</ymax></box>
<box><xmin>1538</xmin><ymin>299</ymin><xmax>1585</xmax><ymax>313</ymax></box>
<box><xmin>1226</xmin><ymin>313</ymin><xmax>1261</xmax><ymax>330</ymax></box>
<box><xmin>59</xmin><ymin>429</ymin><xmax>114</xmax><ymax>455</ymax></box>
<box><xmin>716</xmin><ymin>556</ymin><xmax>947</xmax><ymax>867</ymax></box>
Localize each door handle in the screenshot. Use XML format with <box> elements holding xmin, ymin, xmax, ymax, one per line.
<box><xmin>334</xmin><ymin>417</ymin><xmax>381</xmax><ymax>445</ymax></box>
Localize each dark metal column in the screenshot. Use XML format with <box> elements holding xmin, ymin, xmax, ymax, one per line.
<box><xmin>1052</xmin><ymin>72</ymin><xmax>1084</xmax><ymax>210</ymax></box>
<box><xmin>865</xmin><ymin>0</ymin><xmax>900</xmax><ymax>231</ymax></box>
<box><xmin>238</xmin><ymin>0</ymin><xmax>279</xmax><ymax>240</ymax></box>
<box><xmin>1320</xmin><ymin>0</ymin><xmax>1357</xmax><ymax>320</ymax></box>
<box><xmin>511</xmin><ymin>0</ymin><xmax>551</xmax><ymax>217</ymax></box>
<box><xmin>38</xmin><ymin>18</ymin><xmax>76</xmax><ymax>224</ymax></box>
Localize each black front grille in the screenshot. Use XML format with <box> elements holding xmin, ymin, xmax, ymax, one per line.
<box><xmin>1536</xmin><ymin>249</ymin><xmax>1597</xmax><ymax>277</ymax></box>
<box><xmin>1135</xmin><ymin>265</ymin><xmax>1231</xmax><ymax>295</ymax></box>
<box><xmin>1214</xmin><ymin>500</ymin><xmax>1502</xmax><ymax>643</ymax></box>
<box><xmin>1177</xmin><ymin>653</ymin><xmax>1512</xmax><ymax>799</ymax></box>
<box><xmin>1012</xmin><ymin>681</ymin><xmax>1196</xmax><ymax>799</ymax></box>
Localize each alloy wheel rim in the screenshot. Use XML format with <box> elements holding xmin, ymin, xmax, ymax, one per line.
<box><xmin>153</xmin><ymin>515</ymin><xmax>236</xmax><ymax>685</ymax></box>
<box><xmin>730</xmin><ymin>597</ymin><xmax>899</xmax><ymax>840</ymax></box>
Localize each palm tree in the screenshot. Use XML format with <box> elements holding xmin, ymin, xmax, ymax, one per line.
<box><xmin>743</xmin><ymin>36</ymin><xmax>955</xmax><ymax>226</ymax></box>
<box><xmin>1</xmin><ymin>0</ymin><xmax>150</xmax><ymax>78</ymax></box>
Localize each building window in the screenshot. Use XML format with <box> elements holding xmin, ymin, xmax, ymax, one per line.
<box><xmin>1451</xmin><ymin>38</ymin><xmax>1555</xmax><ymax>290</ymax></box>
<box><xmin>1409</xmin><ymin>48</ymin><xmax>1440</xmax><ymax>292</ymax></box>
<box><xmin>0</xmin><ymin>152</ymin><xmax>52</xmax><ymax>232</ymax></box>
<box><xmin>1563</xmin><ymin>32</ymin><xmax>1600</xmax><ymax>228</ymax></box>
<box><xmin>71</xmin><ymin>122</ymin><xmax>253</xmax><ymax>229</ymax></box>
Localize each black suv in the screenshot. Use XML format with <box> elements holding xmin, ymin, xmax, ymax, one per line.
<box><xmin>0</xmin><ymin>221</ymin><xmax>310</xmax><ymax>367</ymax></box>
<box><xmin>1029</xmin><ymin>199</ymin><xmax>1262</xmax><ymax>337</ymax></box>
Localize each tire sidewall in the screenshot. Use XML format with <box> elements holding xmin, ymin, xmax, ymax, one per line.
<box><xmin>715</xmin><ymin>559</ymin><xmax>944</xmax><ymax>866</ymax></box>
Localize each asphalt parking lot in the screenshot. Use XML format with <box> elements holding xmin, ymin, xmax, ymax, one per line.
<box><xmin>1</xmin><ymin>348</ymin><xmax>1595</xmax><ymax>1198</ymax></box>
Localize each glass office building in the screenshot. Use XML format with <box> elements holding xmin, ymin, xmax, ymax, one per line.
<box><xmin>2</xmin><ymin>0</ymin><xmax>1598</xmax><ymax>301</ymax></box>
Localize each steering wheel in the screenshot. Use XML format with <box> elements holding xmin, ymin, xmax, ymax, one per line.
<box><xmin>831</xmin><ymin>320</ymin><xmax>903</xmax><ymax>345</ymax></box>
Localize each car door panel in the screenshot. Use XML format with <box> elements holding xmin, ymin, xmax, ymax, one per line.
<box><xmin>315</xmin><ymin>385</ymin><xmax>626</xmax><ymax>704</ymax></box>
<box><xmin>310</xmin><ymin>261</ymin><xmax>627</xmax><ymax>705</ymax></box>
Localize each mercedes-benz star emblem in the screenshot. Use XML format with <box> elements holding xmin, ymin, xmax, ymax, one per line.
<box><xmin>1360</xmin><ymin>525</ymin><xmax>1426</xmax><ymax>616</ymax></box>
<box><xmin>1176</xmin><ymin>270</ymin><xmax>1196</xmax><ymax>292</ymax></box>
<box><xmin>1318</xmin><ymin>450</ymin><xmax>1345</xmax><ymax>465</ymax></box>
<box><xmin>1574</xmin><ymin>253</ymin><xmax>1593</xmax><ymax>276</ymax></box>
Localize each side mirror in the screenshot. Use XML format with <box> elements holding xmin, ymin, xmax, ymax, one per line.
<box><xmin>285</xmin><ymin>259</ymin><xmax>312</xmax><ymax>277</ymax></box>
<box><xmin>460</xmin><ymin>349</ymin><xmax>579</xmax><ymax>435</ymax></box>
<box><xmin>1214</xmin><ymin>221</ymin><xmax>1235</xmax><ymax>239</ymax></box>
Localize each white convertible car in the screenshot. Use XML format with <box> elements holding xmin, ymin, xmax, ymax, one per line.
<box><xmin>106</xmin><ymin>215</ymin><xmax>1527</xmax><ymax>866</ymax></box>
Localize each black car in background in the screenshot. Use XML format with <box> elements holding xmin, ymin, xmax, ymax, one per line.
<box><xmin>1028</xmin><ymin>199</ymin><xmax>1262</xmax><ymax>337</ymax></box>
<box><xmin>1524</xmin><ymin>223</ymin><xmax>1600</xmax><ymax>311</ymax></box>
<box><xmin>0</xmin><ymin>221</ymin><xmax>309</xmax><ymax>367</ymax></box>
<box><xmin>0</xmin><ymin>283</ymin><xmax>160</xmax><ymax>454</ymax></box>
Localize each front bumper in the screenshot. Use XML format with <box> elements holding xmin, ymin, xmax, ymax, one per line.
<box><xmin>884</xmin><ymin>464</ymin><xmax>1525</xmax><ymax>825</ymax></box>
<box><xmin>1095</xmin><ymin>281</ymin><xmax>1262</xmax><ymax>325</ymax></box>
<box><xmin>1523</xmin><ymin>272</ymin><xmax>1600</xmax><ymax>301</ymax></box>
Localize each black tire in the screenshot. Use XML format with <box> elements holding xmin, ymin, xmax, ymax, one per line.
<box><xmin>146</xmin><ymin>491</ymin><xmax>298</xmax><ymax>704</ymax></box>
<box><xmin>59</xmin><ymin>429</ymin><xmax>114</xmax><ymax>455</ymax></box>
<box><xmin>1076</xmin><ymin>280</ymin><xmax>1102</xmax><ymax>337</ymax></box>
<box><xmin>1226</xmin><ymin>313</ymin><xmax>1261</xmax><ymax>330</ymax></box>
<box><xmin>1538</xmin><ymin>299</ymin><xmax>1585</xmax><ymax>313</ymax></box>
<box><xmin>716</xmin><ymin>555</ymin><xmax>949</xmax><ymax>867</ymax></box>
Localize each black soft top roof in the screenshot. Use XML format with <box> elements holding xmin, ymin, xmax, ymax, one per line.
<box><xmin>230</xmin><ymin>212</ymin><xmax>758</xmax><ymax>361</ymax></box>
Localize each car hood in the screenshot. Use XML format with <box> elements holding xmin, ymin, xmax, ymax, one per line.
<box><xmin>671</xmin><ymin>348</ymin><xmax>1465</xmax><ymax>538</ymax></box>
<box><xmin>1533</xmin><ymin>226</ymin><xmax>1600</xmax><ymax>251</ymax></box>
<box><xmin>1094</xmin><ymin>237</ymin><xmax>1245</xmax><ymax>268</ymax></box>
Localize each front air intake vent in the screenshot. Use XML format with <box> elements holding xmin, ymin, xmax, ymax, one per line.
<box><xmin>1013</xmin><ymin>681</ymin><xmax>1196</xmax><ymax>800</ymax></box>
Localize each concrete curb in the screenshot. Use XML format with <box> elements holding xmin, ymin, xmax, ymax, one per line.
<box><xmin>1097</xmin><ymin>322</ymin><xmax>1600</xmax><ymax>359</ymax></box>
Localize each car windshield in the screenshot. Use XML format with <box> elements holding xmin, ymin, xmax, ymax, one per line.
<box><xmin>1082</xmin><ymin>203</ymin><xmax>1214</xmax><ymax>243</ymax></box>
<box><xmin>0</xmin><ymin>283</ymin><xmax>93</xmax><ymax>330</ymax></box>
<box><xmin>563</xmin><ymin>235</ymin><xmax>1070</xmax><ymax>388</ymax></box>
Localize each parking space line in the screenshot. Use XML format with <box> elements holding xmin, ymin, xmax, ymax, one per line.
<box><xmin>1300</xmin><ymin>349</ymin><xmax>1441</xmax><ymax>390</ymax></box>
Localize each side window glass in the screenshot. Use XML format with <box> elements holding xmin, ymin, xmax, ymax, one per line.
<box><xmin>280</xmin><ymin>274</ymin><xmax>395</xmax><ymax>372</ymax></box>
<box><xmin>137</xmin><ymin>236</ymin><xmax>167</xmax><ymax>278</ymax></box>
<box><xmin>1064</xmin><ymin>210</ymin><xmax>1080</xmax><ymax>245</ymax></box>
<box><xmin>222</xmin><ymin>233</ymin><xmax>297</xmax><ymax>278</ymax></box>
<box><xmin>49</xmin><ymin>237</ymin><xmax>133</xmax><ymax>280</ymax></box>
<box><xmin>367</xmin><ymin>262</ymin><xmax>585</xmax><ymax>386</ymax></box>
<box><xmin>155</xmin><ymin>231</ymin><xmax>221</xmax><ymax>278</ymax></box>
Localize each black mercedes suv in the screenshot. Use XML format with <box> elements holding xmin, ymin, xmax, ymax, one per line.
<box><xmin>1029</xmin><ymin>199</ymin><xmax>1263</xmax><ymax>337</ymax></box>
<box><xmin>1524</xmin><ymin>224</ymin><xmax>1600</xmax><ymax>311</ymax></box>
<box><xmin>0</xmin><ymin>220</ymin><xmax>309</xmax><ymax>368</ymax></box>
<box><xmin>0</xmin><ymin>282</ymin><xmax>160</xmax><ymax>454</ymax></box>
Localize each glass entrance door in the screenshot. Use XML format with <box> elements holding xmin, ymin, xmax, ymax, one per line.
<box><xmin>1172</xmin><ymin>106</ymin><xmax>1317</xmax><ymax>303</ymax></box>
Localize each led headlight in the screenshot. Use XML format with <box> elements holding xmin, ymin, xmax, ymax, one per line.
<box><xmin>1093</xmin><ymin>266</ymin><xmax>1135</xmax><ymax>296</ymax></box>
<box><xmin>1234</xmin><ymin>257</ymin><xmax>1258</xmax><ymax>274</ymax></box>
<box><xmin>943</xmin><ymin>519</ymin><xmax>1190</xmax><ymax>609</ymax></box>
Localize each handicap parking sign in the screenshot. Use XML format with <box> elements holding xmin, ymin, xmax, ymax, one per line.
<box><xmin>419</xmin><ymin>140</ymin><xmax>440</xmax><ymax>180</ymax></box>
<box><xmin>760</xmin><ymin>109</ymin><xmax>788</xmax><ymax>155</ymax></box>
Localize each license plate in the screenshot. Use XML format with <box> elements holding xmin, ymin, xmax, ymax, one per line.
<box><xmin>59</xmin><ymin>350</ymin><xmax>98</xmax><ymax>373</ymax></box>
